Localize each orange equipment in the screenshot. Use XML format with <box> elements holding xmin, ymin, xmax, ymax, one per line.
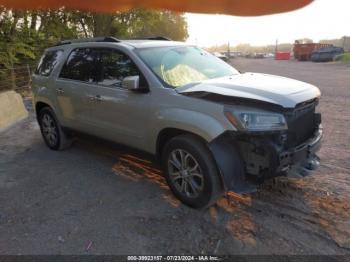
<box><xmin>275</xmin><ymin>52</ymin><xmax>291</xmax><ymax>60</ymax></box>
<box><xmin>293</xmin><ymin>42</ymin><xmax>332</xmax><ymax>61</ymax></box>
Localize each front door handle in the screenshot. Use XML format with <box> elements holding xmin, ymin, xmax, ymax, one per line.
<box><xmin>56</xmin><ymin>88</ymin><xmax>64</xmax><ymax>94</ymax></box>
<box><xmin>94</xmin><ymin>95</ymin><xmax>103</xmax><ymax>102</ymax></box>
<box><xmin>87</xmin><ymin>95</ymin><xmax>95</xmax><ymax>102</ymax></box>
<box><xmin>87</xmin><ymin>95</ymin><xmax>103</xmax><ymax>102</ymax></box>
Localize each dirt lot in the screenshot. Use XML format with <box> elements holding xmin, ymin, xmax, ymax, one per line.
<box><xmin>0</xmin><ymin>58</ymin><xmax>349</xmax><ymax>255</ymax></box>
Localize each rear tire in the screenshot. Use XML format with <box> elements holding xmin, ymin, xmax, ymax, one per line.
<box><xmin>38</xmin><ymin>107</ymin><xmax>73</xmax><ymax>150</ymax></box>
<box><xmin>162</xmin><ymin>134</ymin><xmax>223</xmax><ymax>209</ymax></box>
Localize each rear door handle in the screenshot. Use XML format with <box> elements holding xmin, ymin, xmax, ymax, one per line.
<box><xmin>56</xmin><ymin>88</ymin><xmax>64</xmax><ymax>94</ymax></box>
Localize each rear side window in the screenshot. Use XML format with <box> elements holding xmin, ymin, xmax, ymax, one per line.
<box><xmin>35</xmin><ymin>50</ymin><xmax>63</xmax><ymax>76</ymax></box>
<box><xmin>59</xmin><ymin>48</ymin><xmax>97</xmax><ymax>83</ymax></box>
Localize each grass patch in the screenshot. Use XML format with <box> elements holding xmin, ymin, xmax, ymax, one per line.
<box><xmin>335</xmin><ymin>52</ymin><xmax>350</xmax><ymax>62</ymax></box>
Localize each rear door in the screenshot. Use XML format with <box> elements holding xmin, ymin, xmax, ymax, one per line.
<box><xmin>54</xmin><ymin>48</ymin><xmax>99</xmax><ymax>131</ymax></box>
<box><xmin>32</xmin><ymin>49</ymin><xmax>64</xmax><ymax>112</ymax></box>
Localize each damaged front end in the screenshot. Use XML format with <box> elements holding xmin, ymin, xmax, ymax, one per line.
<box><xmin>176</xmin><ymin>72</ymin><xmax>323</xmax><ymax>193</ymax></box>
<box><xmin>208</xmin><ymin>97</ymin><xmax>322</xmax><ymax>193</ymax></box>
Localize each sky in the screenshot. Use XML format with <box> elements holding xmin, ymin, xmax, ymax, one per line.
<box><xmin>185</xmin><ymin>0</ymin><xmax>350</xmax><ymax>47</ymax></box>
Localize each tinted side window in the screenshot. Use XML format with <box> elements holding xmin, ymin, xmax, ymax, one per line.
<box><xmin>35</xmin><ymin>50</ymin><xmax>63</xmax><ymax>76</ymax></box>
<box><xmin>59</xmin><ymin>48</ymin><xmax>97</xmax><ymax>83</ymax></box>
<box><xmin>97</xmin><ymin>49</ymin><xmax>140</xmax><ymax>88</ymax></box>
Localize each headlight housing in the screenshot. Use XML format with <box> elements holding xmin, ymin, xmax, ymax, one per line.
<box><xmin>224</xmin><ymin>109</ymin><xmax>287</xmax><ymax>131</ymax></box>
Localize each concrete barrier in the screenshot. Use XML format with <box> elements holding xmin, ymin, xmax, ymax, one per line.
<box><xmin>0</xmin><ymin>90</ymin><xmax>28</xmax><ymax>130</ymax></box>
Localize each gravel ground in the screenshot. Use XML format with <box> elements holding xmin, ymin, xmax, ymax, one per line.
<box><xmin>0</xmin><ymin>58</ymin><xmax>349</xmax><ymax>255</ymax></box>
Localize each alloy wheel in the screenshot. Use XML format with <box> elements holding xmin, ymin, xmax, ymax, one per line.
<box><xmin>41</xmin><ymin>113</ymin><xmax>58</xmax><ymax>147</ymax></box>
<box><xmin>167</xmin><ymin>149</ymin><xmax>204</xmax><ymax>198</ymax></box>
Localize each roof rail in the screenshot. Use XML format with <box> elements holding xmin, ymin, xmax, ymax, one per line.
<box><xmin>131</xmin><ymin>36</ymin><xmax>171</xmax><ymax>41</ymax></box>
<box><xmin>147</xmin><ymin>36</ymin><xmax>171</xmax><ymax>41</ymax></box>
<box><xmin>55</xmin><ymin>37</ymin><xmax>120</xmax><ymax>46</ymax></box>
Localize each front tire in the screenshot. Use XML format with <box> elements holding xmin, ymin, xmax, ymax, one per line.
<box><xmin>38</xmin><ymin>107</ymin><xmax>72</xmax><ymax>150</ymax></box>
<box><xmin>162</xmin><ymin>134</ymin><xmax>223</xmax><ymax>209</ymax></box>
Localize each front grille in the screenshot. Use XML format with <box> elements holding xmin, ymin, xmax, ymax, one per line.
<box><xmin>284</xmin><ymin>101</ymin><xmax>318</xmax><ymax>148</ymax></box>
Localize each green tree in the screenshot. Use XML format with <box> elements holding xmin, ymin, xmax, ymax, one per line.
<box><xmin>118</xmin><ymin>9</ymin><xmax>188</xmax><ymax>41</ymax></box>
<box><xmin>73</xmin><ymin>9</ymin><xmax>189</xmax><ymax>41</ymax></box>
<box><xmin>0</xmin><ymin>7</ymin><xmax>189</xmax><ymax>70</ymax></box>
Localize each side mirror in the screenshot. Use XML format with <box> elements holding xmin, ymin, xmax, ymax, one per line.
<box><xmin>122</xmin><ymin>75</ymin><xmax>140</xmax><ymax>91</ymax></box>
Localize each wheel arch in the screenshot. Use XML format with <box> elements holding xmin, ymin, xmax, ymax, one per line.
<box><xmin>156</xmin><ymin>128</ymin><xmax>208</xmax><ymax>162</ymax></box>
<box><xmin>35</xmin><ymin>101</ymin><xmax>52</xmax><ymax>119</ymax></box>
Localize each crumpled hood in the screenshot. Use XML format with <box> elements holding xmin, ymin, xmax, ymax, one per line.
<box><xmin>176</xmin><ymin>73</ymin><xmax>321</xmax><ymax>108</ymax></box>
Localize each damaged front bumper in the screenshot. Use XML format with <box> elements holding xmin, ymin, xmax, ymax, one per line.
<box><xmin>209</xmin><ymin>125</ymin><xmax>323</xmax><ymax>193</ymax></box>
<box><xmin>280</xmin><ymin>128</ymin><xmax>322</xmax><ymax>177</ymax></box>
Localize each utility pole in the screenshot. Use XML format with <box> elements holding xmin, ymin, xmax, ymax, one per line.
<box><xmin>275</xmin><ymin>39</ymin><xmax>278</xmax><ymax>54</ymax></box>
<box><xmin>227</xmin><ymin>41</ymin><xmax>230</xmax><ymax>57</ymax></box>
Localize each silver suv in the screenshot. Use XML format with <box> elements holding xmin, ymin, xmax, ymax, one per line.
<box><xmin>32</xmin><ymin>37</ymin><xmax>322</xmax><ymax>208</ymax></box>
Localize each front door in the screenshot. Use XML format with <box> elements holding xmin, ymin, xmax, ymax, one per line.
<box><xmin>88</xmin><ymin>48</ymin><xmax>153</xmax><ymax>150</ymax></box>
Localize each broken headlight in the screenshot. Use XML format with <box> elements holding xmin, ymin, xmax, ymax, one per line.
<box><xmin>224</xmin><ymin>110</ymin><xmax>287</xmax><ymax>131</ymax></box>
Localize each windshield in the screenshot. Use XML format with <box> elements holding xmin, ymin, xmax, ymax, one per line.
<box><xmin>137</xmin><ymin>46</ymin><xmax>239</xmax><ymax>88</ymax></box>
